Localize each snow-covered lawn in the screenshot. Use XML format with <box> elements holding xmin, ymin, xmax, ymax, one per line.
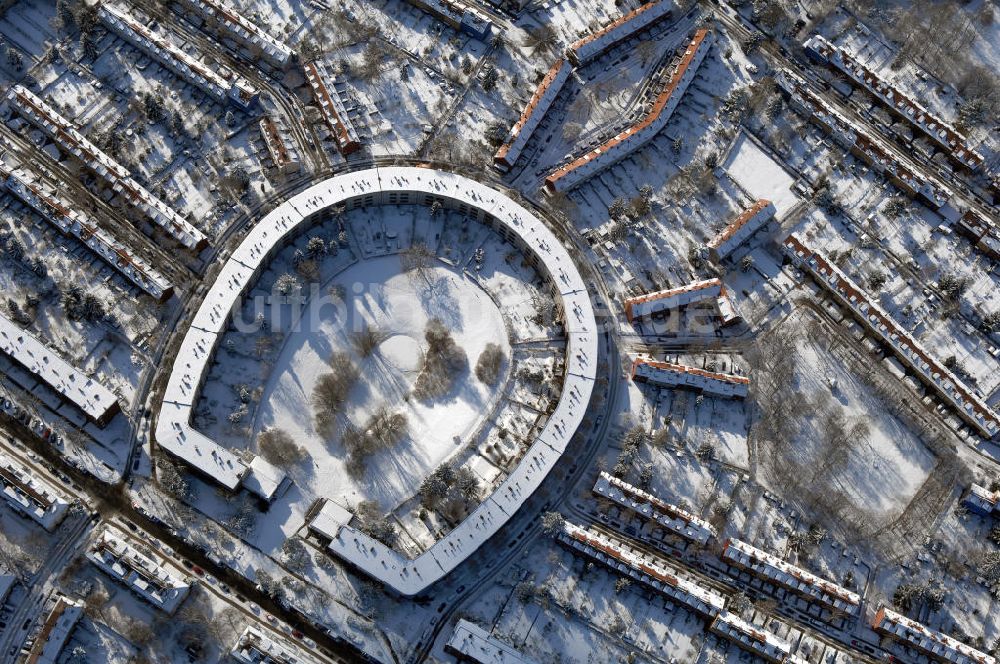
<box><xmin>774</xmin><ymin>309</ymin><xmax>937</xmax><ymax>519</ymax></box>
<box><xmin>724</xmin><ymin>131</ymin><xmax>800</xmax><ymax>217</ymax></box>
<box><xmin>255</xmin><ymin>255</ymin><xmax>509</xmax><ymax>513</ymax></box>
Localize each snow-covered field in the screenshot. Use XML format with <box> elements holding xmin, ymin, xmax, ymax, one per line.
<box><xmin>255</xmin><ymin>255</ymin><xmax>509</xmax><ymax>512</ymax></box>
<box><xmin>724</xmin><ymin>131</ymin><xmax>800</xmax><ymax>216</ymax></box>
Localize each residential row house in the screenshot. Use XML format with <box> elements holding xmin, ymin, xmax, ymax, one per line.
<box><xmin>544</xmin><ymin>29</ymin><xmax>713</xmax><ymax>193</ymax></box>
<box><xmin>259</xmin><ymin>116</ymin><xmax>301</xmax><ymax>175</ymax></box>
<box><xmin>0</xmin><ymin>453</ymin><xmax>72</xmax><ymax>532</ymax></box>
<box><xmin>624</xmin><ymin>277</ymin><xmax>723</xmax><ymax>322</ymax></box>
<box><xmin>303</xmin><ymin>61</ymin><xmax>361</xmax><ymax>155</ymax></box>
<box><xmin>99</xmin><ymin>3</ymin><xmax>259</xmax><ymax>110</ymax></box>
<box><xmin>23</xmin><ymin>595</ymin><xmax>83</xmax><ymax>664</ymax></box>
<box><xmin>0</xmin><ymin>158</ymin><xmax>173</xmax><ymax>301</ymax></box>
<box><xmin>567</xmin><ymin>0</ymin><xmax>673</xmax><ymax>66</ymax></box>
<box><xmin>0</xmin><ymin>312</ymin><xmax>120</xmax><ymax>427</ymax></box>
<box><xmin>804</xmin><ymin>35</ymin><xmax>983</xmax><ymax>171</ymax></box>
<box><xmin>557</xmin><ymin>522</ymin><xmax>726</xmax><ymax>617</ymax></box>
<box><xmin>776</xmin><ymin>72</ymin><xmax>952</xmax><ymax>211</ymax></box>
<box><xmin>871</xmin><ymin>605</ymin><xmax>996</xmax><ymax>664</ymax></box>
<box><xmin>178</xmin><ymin>0</ymin><xmax>294</xmax><ymax>68</ymax></box>
<box><xmin>962</xmin><ymin>483</ymin><xmax>999</xmax><ymax>517</ymax></box>
<box><xmin>707</xmin><ymin>199</ymin><xmax>776</xmax><ymax>263</ymax></box>
<box><xmin>721</xmin><ymin>538</ymin><xmax>861</xmax><ymax>616</ymax></box>
<box><xmin>86</xmin><ymin>529</ymin><xmax>192</xmax><ymax>614</ymax></box>
<box><xmin>8</xmin><ymin>86</ymin><xmax>207</xmax><ymax>250</ymax></box>
<box><xmin>230</xmin><ymin>624</ymin><xmax>324</xmax><ymax>664</ymax></box>
<box><xmin>955</xmin><ymin>210</ymin><xmax>1000</xmax><ymax>262</ymax></box>
<box><xmin>709</xmin><ymin>612</ymin><xmax>808</xmax><ymax>664</ymax></box>
<box><xmin>631</xmin><ymin>357</ymin><xmax>749</xmax><ymax>399</ymax></box>
<box><xmin>782</xmin><ymin>234</ymin><xmax>1000</xmax><ymax>440</ymax></box>
<box><xmin>493</xmin><ymin>59</ymin><xmax>571</xmax><ymax>171</ymax></box>
<box><xmin>592</xmin><ymin>471</ymin><xmax>716</xmax><ymax>545</ymax></box>
<box><xmin>444</xmin><ymin>620</ymin><xmax>538</xmax><ymax>664</ymax></box>
<box><xmin>405</xmin><ymin>0</ymin><xmax>493</xmax><ymax>40</ymax></box>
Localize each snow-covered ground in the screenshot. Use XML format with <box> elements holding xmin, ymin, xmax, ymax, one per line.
<box><xmin>723</xmin><ymin>131</ymin><xmax>800</xmax><ymax>217</ymax></box>
<box><xmin>255</xmin><ymin>255</ymin><xmax>509</xmax><ymax>513</ymax></box>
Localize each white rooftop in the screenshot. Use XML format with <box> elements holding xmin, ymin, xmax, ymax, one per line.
<box><xmin>445</xmin><ymin>620</ymin><xmax>539</xmax><ymax>664</ymax></box>
<box><xmin>0</xmin><ymin>312</ymin><xmax>119</xmax><ymax>424</ymax></box>
<box><xmin>0</xmin><ymin>452</ymin><xmax>72</xmax><ymax>531</ymax></box>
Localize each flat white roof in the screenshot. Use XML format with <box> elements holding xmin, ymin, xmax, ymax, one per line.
<box><xmin>0</xmin><ymin>312</ymin><xmax>119</xmax><ymax>424</ymax></box>
<box><xmin>244</xmin><ymin>456</ymin><xmax>288</xmax><ymax>502</ymax></box>
<box><xmin>308</xmin><ymin>499</ymin><xmax>353</xmax><ymax>540</ymax></box>
<box><xmin>157</xmin><ymin>167</ymin><xmax>598</xmax><ymax>594</ymax></box>
<box><xmin>446</xmin><ymin>620</ymin><xmax>538</xmax><ymax>664</ymax></box>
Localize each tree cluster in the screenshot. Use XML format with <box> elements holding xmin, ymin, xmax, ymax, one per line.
<box><xmin>418</xmin><ymin>461</ymin><xmax>481</xmax><ymax>521</ymax></box>
<box><xmin>612</xmin><ymin>426</ymin><xmax>648</xmax><ymax>479</ymax></box>
<box><xmin>475</xmin><ymin>343</ymin><xmax>505</xmax><ymax>386</ymax></box>
<box><xmin>60</xmin><ymin>285</ymin><xmax>105</xmax><ymax>322</ymax></box>
<box><xmin>343</xmin><ymin>406</ymin><xmax>408</xmax><ymax>478</ymax></box>
<box><xmin>312</xmin><ymin>352</ymin><xmax>360</xmax><ymax>436</ymax></box>
<box><xmin>257</xmin><ymin>428</ymin><xmax>307</xmax><ymax>468</ymax></box>
<box><xmin>893</xmin><ymin>580</ymin><xmax>946</xmax><ymax>613</ymax></box>
<box><xmin>354</xmin><ymin>500</ymin><xmax>397</xmax><ymax>546</ymax></box>
<box><xmin>413</xmin><ymin>318</ymin><xmax>467</xmax><ymax>401</ymax></box>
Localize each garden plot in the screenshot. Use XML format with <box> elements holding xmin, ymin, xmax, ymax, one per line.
<box><xmin>723</xmin><ymin>131</ymin><xmax>800</xmax><ymax>216</ymax></box>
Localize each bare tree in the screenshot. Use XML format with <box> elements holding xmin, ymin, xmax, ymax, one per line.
<box><xmin>400</xmin><ymin>242</ymin><xmax>437</xmax><ymax>287</ymax></box>
<box><xmin>475</xmin><ymin>343</ymin><xmax>505</xmax><ymax>385</ymax></box>
<box><xmin>257</xmin><ymin>428</ymin><xmax>307</xmax><ymax>467</ymax></box>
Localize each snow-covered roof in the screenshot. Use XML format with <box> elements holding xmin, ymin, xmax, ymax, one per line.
<box><xmin>0</xmin><ymin>158</ymin><xmax>173</xmax><ymax>301</ymax></box>
<box><xmin>710</xmin><ymin>612</ymin><xmax>804</xmax><ymax>664</ymax></box>
<box><xmin>803</xmin><ymin>35</ymin><xmax>983</xmax><ymax>171</ymax></box>
<box><xmin>99</xmin><ymin>3</ymin><xmax>258</xmax><ymax>108</ymax></box>
<box><xmin>445</xmin><ymin>620</ymin><xmax>538</xmax><ymax>664</ymax></box>
<box><xmin>0</xmin><ymin>312</ymin><xmax>120</xmax><ymax>425</ymax></box>
<box><xmin>592</xmin><ymin>471</ymin><xmax>716</xmax><ymax>545</ymax></box>
<box><xmin>86</xmin><ymin>528</ymin><xmax>191</xmax><ymax>614</ymax></box>
<box><xmin>706</xmin><ymin>199</ymin><xmax>775</xmax><ymax>262</ymax></box>
<box><xmin>180</xmin><ymin>0</ymin><xmax>293</xmax><ymax>67</ymax></box>
<box><xmin>956</xmin><ymin>211</ymin><xmax>1000</xmax><ymax>261</ymax></box>
<box><xmin>307</xmin><ymin>499</ymin><xmax>353</xmax><ymax>540</ymax></box>
<box><xmin>776</xmin><ymin>73</ymin><xmax>952</xmax><ymax>209</ymax></box>
<box><xmin>631</xmin><ymin>357</ymin><xmax>749</xmax><ymax>399</ymax></box>
<box><xmin>558</xmin><ymin>522</ymin><xmax>726</xmax><ymax>617</ymax></box>
<box><xmin>624</xmin><ymin>278</ymin><xmax>723</xmax><ymax>322</ymax></box>
<box><xmin>546</xmin><ymin>29</ymin><xmax>713</xmax><ymax>192</ymax></box>
<box><xmin>23</xmin><ymin>596</ymin><xmax>82</xmax><ymax>664</ymax></box>
<box><xmin>259</xmin><ymin>117</ymin><xmax>300</xmax><ymax>173</ymax></box>
<box><xmin>405</xmin><ymin>0</ymin><xmax>493</xmax><ymax>39</ymax></box>
<box><xmin>243</xmin><ymin>456</ymin><xmax>288</xmax><ymax>502</ymax></box>
<box><xmin>303</xmin><ymin>62</ymin><xmax>361</xmax><ymax>155</ymax></box>
<box><xmin>783</xmin><ymin>234</ymin><xmax>1000</xmax><ymax>440</ymax></box>
<box><xmin>567</xmin><ymin>0</ymin><xmax>673</xmax><ymax>66</ymax></box>
<box><xmin>9</xmin><ymin>86</ymin><xmax>207</xmax><ymax>250</ymax></box>
<box><xmin>494</xmin><ymin>59</ymin><xmax>571</xmax><ymax>170</ymax></box>
<box><xmin>716</xmin><ymin>293</ymin><xmax>740</xmax><ymax>325</ymax></box>
<box><xmin>721</xmin><ymin>539</ymin><xmax>861</xmax><ymax>614</ymax></box>
<box><xmin>872</xmin><ymin>605</ymin><xmax>996</xmax><ymax>664</ymax></box>
<box><xmin>230</xmin><ymin>624</ymin><xmax>323</xmax><ymax>664</ymax></box>
<box><xmin>157</xmin><ymin>167</ymin><xmax>597</xmax><ymax>594</ymax></box>
<box><xmin>0</xmin><ymin>453</ymin><xmax>72</xmax><ymax>532</ymax></box>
